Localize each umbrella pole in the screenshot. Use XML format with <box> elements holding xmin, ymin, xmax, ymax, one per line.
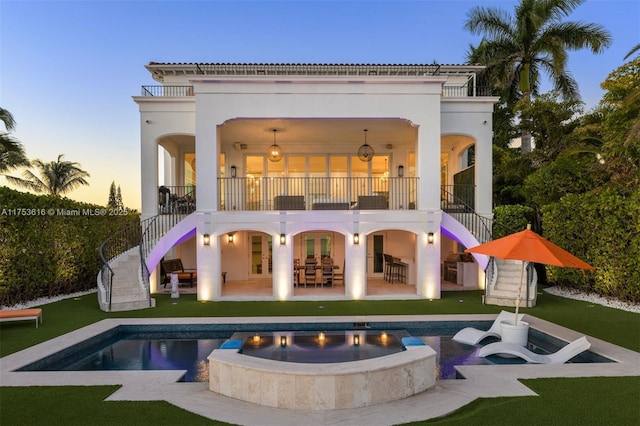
<box><xmin>514</xmin><ymin>261</ymin><xmax>525</xmax><ymax>325</ymax></box>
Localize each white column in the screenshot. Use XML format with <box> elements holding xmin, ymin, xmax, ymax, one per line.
<box><xmin>197</xmin><ymin>213</ymin><xmax>220</xmax><ymax>301</ymax></box>
<box><xmin>194</xmin><ymin>95</ymin><xmax>221</xmax><ymax>212</ymax></box>
<box><xmin>345</xmin><ymin>232</ymin><xmax>367</xmax><ymax>299</ymax></box>
<box><xmin>475</xmin><ymin>120</ymin><xmax>493</xmax><ymax>216</ymax></box>
<box><xmin>273</xmin><ymin>231</ymin><xmax>293</xmax><ymax>301</ymax></box>
<box><xmin>414</xmin><ymin>105</ymin><xmax>441</xmax><ymax>211</ymax></box>
<box><xmin>416</xmin><ymin>211</ymin><xmax>442</xmax><ymax>299</ymax></box>
<box><xmin>140</xmin><ymin>124</ymin><xmax>158</xmax><ymax>218</ymax></box>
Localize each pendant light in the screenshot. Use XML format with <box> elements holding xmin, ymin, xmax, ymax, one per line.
<box><xmin>267</xmin><ymin>129</ymin><xmax>283</xmax><ymax>162</ymax></box>
<box><xmin>358</xmin><ymin>129</ymin><xmax>374</xmax><ymax>162</ymax></box>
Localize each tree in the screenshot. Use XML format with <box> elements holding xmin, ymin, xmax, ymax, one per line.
<box><xmin>115</xmin><ymin>185</ymin><xmax>123</xmax><ymax>209</ymax></box>
<box><xmin>597</xmin><ymin>57</ymin><xmax>640</xmax><ymax>191</ymax></box>
<box><xmin>7</xmin><ymin>154</ymin><xmax>90</xmax><ymax>195</ymax></box>
<box><xmin>464</xmin><ymin>0</ymin><xmax>611</xmax><ymax>153</ymax></box>
<box><xmin>624</xmin><ymin>43</ymin><xmax>640</xmax><ymax>60</ymax></box>
<box><xmin>107</xmin><ymin>181</ymin><xmax>118</xmax><ymax>208</ymax></box>
<box><xmin>107</xmin><ymin>181</ymin><xmax>125</xmax><ymax>209</ymax></box>
<box><xmin>0</xmin><ymin>107</ymin><xmax>30</xmax><ymax>174</ymax></box>
<box><xmin>515</xmin><ymin>91</ymin><xmax>584</xmax><ymax>162</ymax></box>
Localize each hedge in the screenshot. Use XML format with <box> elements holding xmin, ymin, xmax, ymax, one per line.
<box><xmin>0</xmin><ymin>187</ymin><xmax>139</xmax><ymax>306</ymax></box>
<box><xmin>492</xmin><ymin>204</ymin><xmax>534</xmax><ymax>238</ymax></box>
<box><xmin>542</xmin><ymin>188</ymin><xmax>640</xmax><ymax>303</ymax></box>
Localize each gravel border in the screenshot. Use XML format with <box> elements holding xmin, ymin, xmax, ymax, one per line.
<box><xmin>544</xmin><ymin>286</ymin><xmax>640</xmax><ymax>314</ymax></box>
<box><xmin>1</xmin><ymin>289</ymin><xmax>97</xmax><ymax>310</ymax></box>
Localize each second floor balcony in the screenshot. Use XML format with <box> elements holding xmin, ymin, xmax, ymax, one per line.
<box><xmin>158</xmin><ymin>179</ymin><xmax>476</xmax><ymax>214</ymax></box>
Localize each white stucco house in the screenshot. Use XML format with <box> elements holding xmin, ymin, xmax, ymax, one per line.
<box><xmin>98</xmin><ymin>62</ymin><xmax>505</xmax><ymax>311</ymax></box>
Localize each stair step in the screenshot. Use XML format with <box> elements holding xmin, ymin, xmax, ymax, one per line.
<box><xmin>107</xmin><ymin>298</ymin><xmax>156</xmax><ymax>312</ymax></box>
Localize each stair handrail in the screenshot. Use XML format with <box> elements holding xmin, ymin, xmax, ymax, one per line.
<box><xmin>138</xmin><ymin>210</ymin><xmax>187</xmax><ymax>306</ymax></box>
<box><xmin>440</xmin><ymin>187</ymin><xmax>535</xmax><ymax>303</ymax></box>
<box><xmin>99</xmin><ymin>217</ymin><xmax>153</xmax><ymax>311</ymax></box>
<box><xmin>440</xmin><ymin>187</ymin><xmax>493</xmax><ymax>244</ymax></box>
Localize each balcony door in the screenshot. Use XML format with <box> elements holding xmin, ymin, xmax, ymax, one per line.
<box><xmin>367</xmin><ymin>234</ymin><xmax>385</xmax><ymax>277</ymax></box>
<box><xmin>302</xmin><ymin>233</ymin><xmax>332</xmax><ymax>262</ymax></box>
<box><xmin>249</xmin><ymin>233</ymin><xmax>272</xmax><ymax>278</ymax></box>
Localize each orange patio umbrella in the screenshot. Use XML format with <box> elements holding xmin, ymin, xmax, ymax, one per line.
<box><xmin>465</xmin><ymin>225</ymin><xmax>594</xmax><ymax>321</ymax></box>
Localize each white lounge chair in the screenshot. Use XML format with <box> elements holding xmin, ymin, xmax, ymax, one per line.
<box><xmin>478</xmin><ymin>336</ymin><xmax>591</xmax><ymax>364</ymax></box>
<box><xmin>452</xmin><ymin>311</ymin><xmax>525</xmax><ymax>345</ymax></box>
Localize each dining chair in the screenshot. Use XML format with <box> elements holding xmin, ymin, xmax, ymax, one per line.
<box><xmin>293</xmin><ymin>258</ymin><xmax>301</xmax><ymax>287</ymax></box>
<box><xmin>321</xmin><ymin>260</ymin><xmax>334</xmax><ymax>287</ymax></box>
<box><xmin>333</xmin><ymin>260</ymin><xmax>345</xmax><ymax>285</ymax></box>
<box><xmin>304</xmin><ymin>259</ymin><xmax>317</xmax><ymax>287</ymax></box>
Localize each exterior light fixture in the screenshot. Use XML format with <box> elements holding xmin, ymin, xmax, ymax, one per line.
<box><xmin>252</xmin><ymin>334</ymin><xmax>260</xmax><ymax>343</ymax></box>
<box><xmin>267</xmin><ymin>129</ymin><xmax>283</xmax><ymax>162</ymax></box>
<box><xmin>318</xmin><ymin>332</ymin><xmax>326</xmax><ymax>343</ymax></box>
<box><xmin>397</xmin><ymin>165</ymin><xmax>404</xmax><ymax>177</ymax></box>
<box><xmin>227</xmin><ymin>233</ymin><xmax>234</xmax><ymax>244</ymax></box>
<box><xmin>230</xmin><ymin>165</ymin><xmax>236</xmax><ymax>178</ymax></box>
<box><xmin>280</xmin><ymin>233</ymin><xmax>286</xmax><ymax>245</ymax></box>
<box><xmin>203</xmin><ymin>233</ymin><xmax>210</xmax><ymax>246</ymax></box>
<box><xmin>427</xmin><ymin>232</ymin><xmax>435</xmax><ymax>244</ymax></box>
<box><xmin>353</xmin><ymin>335</ymin><xmax>360</xmax><ymax>346</ymax></box>
<box><xmin>353</xmin><ymin>233</ymin><xmax>360</xmax><ymax>245</ymax></box>
<box><xmin>280</xmin><ymin>336</ymin><xmax>287</xmax><ymax>347</ymax></box>
<box><xmin>357</xmin><ymin>129</ymin><xmax>374</xmax><ymax>162</ymax></box>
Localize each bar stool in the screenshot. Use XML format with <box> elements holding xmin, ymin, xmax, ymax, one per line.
<box><xmin>383</xmin><ymin>254</ymin><xmax>394</xmax><ymax>282</ymax></box>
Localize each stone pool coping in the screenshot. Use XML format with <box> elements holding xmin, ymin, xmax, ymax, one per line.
<box><xmin>1</xmin><ymin>314</ymin><xmax>639</xmax><ymax>425</ymax></box>
<box><xmin>210</xmin><ymin>342</ymin><xmax>436</xmax><ymax>410</ymax></box>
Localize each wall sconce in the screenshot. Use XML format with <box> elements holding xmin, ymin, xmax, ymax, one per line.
<box><xmin>227</xmin><ymin>233</ymin><xmax>234</xmax><ymax>244</ymax></box>
<box><xmin>427</xmin><ymin>232</ymin><xmax>435</xmax><ymax>244</ymax></box>
<box><xmin>397</xmin><ymin>165</ymin><xmax>404</xmax><ymax>177</ymax></box>
<box><xmin>353</xmin><ymin>233</ymin><xmax>360</xmax><ymax>245</ymax></box>
<box><xmin>230</xmin><ymin>165</ymin><xmax>236</xmax><ymax>178</ymax></box>
<box><xmin>353</xmin><ymin>335</ymin><xmax>360</xmax><ymax>346</ymax></box>
<box><xmin>280</xmin><ymin>336</ymin><xmax>287</xmax><ymax>347</ymax></box>
<box><xmin>280</xmin><ymin>233</ymin><xmax>286</xmax><ymax>245</ymax></box>
<box><xmin>203</xmin><ymin>234</ymin><xmax>210</xmax><ymax>246</ymax></box>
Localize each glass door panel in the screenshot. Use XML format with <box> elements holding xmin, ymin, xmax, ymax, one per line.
<box><xmin>371</xmin><ymin>156</ymin><xmax>389</xmax><ymax>200</ymax></box>
<box><xmin>246</xmin><ymin>156</ymin><xmax>264</xmax><ymax>211</ymax></box>
<box><xmin>351</xmin><ymin>155</ymin><xmax>368</xmax><ymax>199</ymax></box>
<box><xmin>249</xmin><ymin>233</ymin><xmax>272</xmax><ymax>278</ymax></box>
<box><xmin>330</xmin><ymin>156</ymin><xmax>347</xmax><ymax>200</ymax></box>
<box><xmin>308</xmin><ymin>156</ymin><xmax>327</xmax><ymax>201</ymax></box>
<box><xmin>302</xmin><ymin>233</ymin><xmax>332</xmax><ymax>262</ymax></box>
<box><xmin>373</xmin><ymin>234</ymin><xmax>384</xmax><ymax>274</ymax></box>
<box><xmin>304</xmin><ymin>235</ymin><xmax>315</xmax><ymax>260</ymax></box>
<box><xmin>319</xmin><ymin>234</ymin><xmax>332</xmax><ymax>261</ymax></box>
<box><xmin>287</xmin><ymin>156</ymin><xmax>306</xmax><ymax>196</ymax></box>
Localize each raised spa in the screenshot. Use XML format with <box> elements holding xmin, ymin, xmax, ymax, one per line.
<box><xmin>208</xmin><ymin>330</ymin><xmax>436</xmax><ymax>410</ymax></box>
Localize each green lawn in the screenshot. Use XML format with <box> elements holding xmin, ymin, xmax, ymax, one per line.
<box><xmin>1</xmin><ymin>289</ymin><xmax>638</xmax><ymax>425</ymax></box>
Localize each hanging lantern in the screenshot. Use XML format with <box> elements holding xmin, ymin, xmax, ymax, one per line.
<box><xmin>358</xmin><ymin>129</ymin><xmax>374</xmax><ymax>162</ymax></box>
<box><xmin>267</xmin><ymin>129</ymin><xmax>283</xmax><ymax>162</ymax></box>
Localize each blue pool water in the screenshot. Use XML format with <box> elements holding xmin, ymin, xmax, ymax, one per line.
<box><xmin>231</xmin><ymin>330</ymin><xmax>406</xmax><ymax>363</ymax></box>
<box><xmin>17</xmin><ymin>321</ymin><xmax>613</xmax><ymax>381</ymax></box>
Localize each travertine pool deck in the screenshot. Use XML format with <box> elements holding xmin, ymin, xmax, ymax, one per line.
<box><xmin>1</xmin><ymin>314</ymin><xmax>639</xmax><ymax>426</ymax></box>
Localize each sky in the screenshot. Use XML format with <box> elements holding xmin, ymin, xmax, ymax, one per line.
<box><xmin>1</xmin><ymin>0</ymin><xmax>638</xmax><ymax>210</ymax></box>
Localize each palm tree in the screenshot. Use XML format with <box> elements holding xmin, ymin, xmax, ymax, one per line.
<box><xmin>1</xmin><ymin>107</ymin><xmax>30</xmax><ymax>173</ymax></box>
<box><xmin>624</xmin><ymin>43</ymin><xmax>640</xmax><ymax>60</ymax></box>
<box><xmin>7</xmin><ymin>154</ymin><xmax>90</xmax><ymax>195</ymax></box>
<box><xmin>464</xmin><ymin>0</ymin><xmax>611</xmax><ymax>153</ymax></box>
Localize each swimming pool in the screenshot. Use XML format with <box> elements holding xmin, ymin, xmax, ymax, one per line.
<box><xmin>17</xmin><ymin>320</ymin><xmax>613</xmax><ymax>381</ymax></box>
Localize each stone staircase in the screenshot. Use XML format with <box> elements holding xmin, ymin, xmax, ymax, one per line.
<box><xmin>98</xmin><ymin>248</ymin><xmax>155</xmax><ymax>312</ymax></box>
<box><xmin>484</xmin><ymin>259</ymin><xmax>537</xmax><ymax>308</ymax></box>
